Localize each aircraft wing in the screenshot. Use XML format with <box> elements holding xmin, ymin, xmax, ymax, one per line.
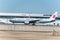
<box><xmin>29</xmin><ymin>19</ymin><xmax>39</xmax><ymax>23</ymax></box>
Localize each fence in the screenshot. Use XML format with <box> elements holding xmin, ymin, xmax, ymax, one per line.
<box><xmin>0</xmin><ymin>24</ymin><xmax>60</xmax><ymax>32</ymax></box>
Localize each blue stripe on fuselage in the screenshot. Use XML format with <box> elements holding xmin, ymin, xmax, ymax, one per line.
<box><xmin>39</xmin><ymin>20</ymin><xmax>55</xmax><ymax>23</ymax></box>
<box><xmin>9</xmin><ymin>20</ymin><xmax>24</xmax><ymax>23</ymax></box>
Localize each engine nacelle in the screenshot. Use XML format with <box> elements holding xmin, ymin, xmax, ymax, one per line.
<box><xmin>24</xmin><ymin>21</ymin><xmax>29</xmax><ymax>25</ymax></box>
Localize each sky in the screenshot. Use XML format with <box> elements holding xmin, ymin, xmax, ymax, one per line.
<box><xmin>0</xmin><ymin>0</ymin><xmax>60</xmax><ymax>14</ymax></box>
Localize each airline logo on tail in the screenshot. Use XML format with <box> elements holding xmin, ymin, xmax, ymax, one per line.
<box><xmin>52</xmin><ymin>14</ymin><xmax>56</xmax><ymax>18</ymax></box>
<box><xmin>50</xmin><ymin>12</ymin><xmax>58</xmax><ymax>20</ymax></box>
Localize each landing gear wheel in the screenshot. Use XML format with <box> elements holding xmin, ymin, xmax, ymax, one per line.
<box><xmin>57</xmin><ymin>24</ymin><xmax>59</xmax><ymax>26</ymax></box>
<box><xmin>32</xmin><ymin>23</ymin><xmax>35</xmax><ymax>25</ymax></box>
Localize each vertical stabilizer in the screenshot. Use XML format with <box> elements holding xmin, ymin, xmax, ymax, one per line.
<box><xmin>50</xmin><ymin>12</ymin><xmax>58</xmax><ymax>20</ymax></box>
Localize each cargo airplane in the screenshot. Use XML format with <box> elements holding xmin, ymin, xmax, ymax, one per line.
<box><xmin>10</xmin><ymin>12</ymin><xmax>58</xmax><ymax>25</ymax></box>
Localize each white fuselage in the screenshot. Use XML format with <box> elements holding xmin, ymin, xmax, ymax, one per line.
<box><xmin>10</xmin><ymin>18</ymin><xmax>55</xmax><ymax>24</ymax></box>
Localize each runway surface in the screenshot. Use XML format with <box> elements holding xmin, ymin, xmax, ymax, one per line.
<box><xmin>0</xmin><ymin>31</ymin><xmax>60</xmax><ymax>40</ymax></box>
